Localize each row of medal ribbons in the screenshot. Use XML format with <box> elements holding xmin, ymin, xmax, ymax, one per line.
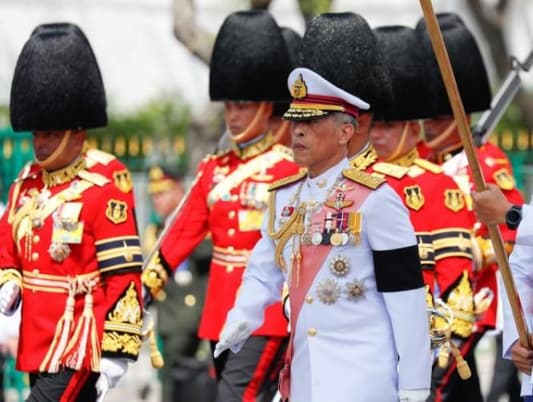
<box><xmin>301</xmin><ymin>210</ymin><xmax>362</xmax><ymax>247</ymax></box>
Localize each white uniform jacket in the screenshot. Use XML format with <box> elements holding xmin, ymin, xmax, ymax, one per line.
<box><xmin>225</xmin><ymin>159</ymin><xmax>431</xmax><ymax>402</ymax></box>
<box><xmin>502</xmin><ymin>198</ymin><xmax>533</xmax><ymax>396</ymax></box>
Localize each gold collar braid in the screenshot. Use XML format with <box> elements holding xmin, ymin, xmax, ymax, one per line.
<box><xmin>42</xmin><ymin>157</ymin><xmax>87</xmax><ymax>187</ymax></box>
<box><xmin>389</xmin><ymin>148</ymin><xmax>419</xmax><ymax>168</ymax></box>
<box><xmin>350</xmin><ymin>145</ymin><xmax>378</xmax><ymax>171</ymax></box>
<box><xmin>232</xmin><ymin>132</ymin><xmax>275</xmax><ymax>160</ymax></box>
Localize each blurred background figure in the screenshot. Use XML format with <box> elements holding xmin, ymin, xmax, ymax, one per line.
<box><xmin>143</xmin><ymin>165</ymin><xmax>214</xmax><ymax>402</ymax></box>
<box><xmin>270</xmin><ymin>26</ymin><xmax>302</xmax><ymax>147</ymax></box>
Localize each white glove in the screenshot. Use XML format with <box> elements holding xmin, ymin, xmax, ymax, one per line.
<box><xmin>213</xmin><ymin>321</ymin><xmax>251</xmax><ymax>358</ymax></box>
<box><xmin>95</xmin><ymin>357</ymin><xmax>129</xmax><ymax>401</ymax></box>
<box><xmin>398</xmin><ymin>389</ymin><xmax>430</xmax><ymax>402</ymax></box>
<box><xmin>0</xmin><ymin>280</ymin><xmax>20</xmax><ymax>316</ymax></box>
<box><xmin>141</xmin><ymin>309</ymin><xmax>154</xmax><ymax>340</ymax></box>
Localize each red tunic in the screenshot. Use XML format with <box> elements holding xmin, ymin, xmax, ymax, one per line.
<box><xmin>0</xmin><ymin>152</ymin><xmax>143</xmax><ymax>372</ymax></box>
<box><xmin>143</xmin><ymin>136</ymin><xmax>301</xmax><ymax>340</ymax></box>
<box><xmin>441</xmin><ymin>142</ymin><xmax>524</xmax><ymax>330</ymax></box>
<box><xmin>352</xmin><ymin>146</ymin><xmax>475</xmax><ymax>337</ymax></box>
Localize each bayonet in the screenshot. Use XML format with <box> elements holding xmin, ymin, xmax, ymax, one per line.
<box><xmin>473</xmin><ymin>50</ymin><xmax>533</xmax><ymax>146</ymax></box>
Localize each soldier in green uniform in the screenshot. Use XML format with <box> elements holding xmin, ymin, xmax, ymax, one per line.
<box><xmin>144</xmin><ymin>165</ymin><xmax>213</xmax><ymax>402</ymax></box>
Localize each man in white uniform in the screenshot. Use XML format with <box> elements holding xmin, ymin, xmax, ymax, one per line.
<box><xmin>214</xmin><ymin>59</ymin><xmax>432</xmax><ymax>402</ymax></box>
<box><xmin>472</xmin><ymin>185</ymin><xmax>533</xmax><ymax>400</ymax></box>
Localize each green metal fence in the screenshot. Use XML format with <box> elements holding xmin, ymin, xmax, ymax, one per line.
<box><xmin>0</xmin><ymin>129</ymin><xmax>33</xmax><ymax>203</ymax></box>
<box><xmin>1</xmin><ymin>128</ymin><xmax>532</xmax><ymax>202</ymax></box>
<box><xmin>0</xmin><ymin>128</ymin><xmax>186</xmax><ymax>202</ymax></box>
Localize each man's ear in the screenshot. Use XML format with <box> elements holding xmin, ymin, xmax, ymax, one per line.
<box><xmin>339</xmin><ymin>122</ymin><xmax>355</xmax><ymax>145</ymax></box>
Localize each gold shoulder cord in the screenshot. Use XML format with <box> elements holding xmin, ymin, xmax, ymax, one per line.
<box><xmin>267</xmin><ymin>186</ymin><xmax>306</xmax><ymax>270</ymax></box>
<box><xmin>7</xmin><ymin>163</ymin><xmax>32</xmax><ymax>225</ymax></box>
<box><xmin>7</xmin><ymin>180</ymin><xmax>23</xmax><ymax>225</ymax></box>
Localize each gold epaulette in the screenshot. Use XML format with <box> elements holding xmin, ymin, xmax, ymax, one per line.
<box><xmin>372</xmin><ymin>162</ymin><xmax>409</xmax><ymax>179</ymax></box>
<box><xmin>342</xmin><ymin>168</ymin><xmax>385</xmax><ymax>190</ymax></box>
<box><xmin>14</xmin><ymin>162</ymin><xmax>39</xmax><ymax>183</ymax></box>
<box><xmin>272</xmin><ymin>144</ymin><xmax>294</xmax><ymax>161</ymax></box>
<box><xmin>268</xmin><ymin>170</ymin><xmax>307</xmax><ymax>192</ymax></box>
<box><xmin>414</xmin><ymin>158</ymin><xmax>443</xmax><ymax>174</ymax></box>
<box><xmin>484</xmin><ymin>156</ymin><xmax>509</xmax><ymax>167</ymax></box>
<box><xmin>85</xmin><ymin>148</ymin><xmax>116</xmax><ymax>166</ymax></box>
<box><xmin>78</xmin><ymin>170</ymin><xmax>110</xmax><ymax>187</ymax></box>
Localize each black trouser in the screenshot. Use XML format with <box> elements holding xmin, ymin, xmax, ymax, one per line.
<box><xmin>211</xmin><ymin>336</ymin><xmax>287</xmax><ymax>402</ymax></box>
<box><xmin>27</xmin><ymin>369</ymin><xmax>98</xmax><ymax>402</ymax></box>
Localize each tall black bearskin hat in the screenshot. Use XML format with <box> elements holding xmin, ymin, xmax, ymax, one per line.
<box><xmin>273</xmin><ymin>26</ymin><xmax>303</xmax><ymax>117</ymax></box>
<box><xmin>415</xmin><ymin>13</ymin><xmax>491</xmax><ymax>116</ymax></box>
<box><xmin>281</xmin><ymin>27</ymin><xmax>303</xmax><ymax>69</ymax></box>
<box><xmin>10</xmin><ymin>22</ymin><xmax>107</xmax><ymax>132</ymax></box>
<box><xmin>300</xmin><ymin>12</ymin><xmax>392</xmax><ymax>112</ymax></box>
<box><xmin>209</xmin><ymin>10</ymin><xmax>292</xmax><ymax>102</ymax></box>
<box><xmin>373</xmin><ymin>25</ymin><xmax>433</xmax><ymax>121</ymax></box>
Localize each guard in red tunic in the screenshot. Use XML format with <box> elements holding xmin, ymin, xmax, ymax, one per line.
<box><xmin>0</xmin><ymin>23</ymin><xmax>143</xmax><ymax>401</ymax></box>
<box><xmin>416</xmin><ymin>13</ymin><xmax>524</xmax><ymax>402</ymax></box>
<box><xmin>345</xmin><ymin>26</ymin><xmax>477</xmax><ymax>402</ymax></box>
<box><xmin>142</xmin><ymin>10</ymin><xmax>300</xmax><ymax>402</ymax></box>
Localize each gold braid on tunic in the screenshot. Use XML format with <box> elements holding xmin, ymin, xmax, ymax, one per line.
<box><xmin>267</xmin><ymin>191</ymin><xmax>305</xmax><ymax>271</ymax></box>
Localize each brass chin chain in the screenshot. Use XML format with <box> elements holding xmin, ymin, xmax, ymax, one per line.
<box><xmin>42</xmin><ymin>157</ymin><xmax>87</xmax><ymax>187</ymax></box>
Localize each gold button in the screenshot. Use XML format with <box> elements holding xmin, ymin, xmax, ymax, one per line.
<box><xmin>32</xmin><ymin>252</ymin><xmax>39</xmax><ymax>261</ymax></box>
<box><xmin>228</xmin><ymin>211</ymin><xmax>236</xmax><ymax>219</ymax></box>
<box><xmin>308</xmin><ymin>328</ymin><xmax>317</xmax><ymax>336</ymax></box>
<box><xmin>33</xmin><ymin>235</ymin><xmax>40</xmax><ymax>244</ymax></box>
<box><xmin>32</xmin><ymin>269</ymin><xmax>39</xmax><ymax>276</ymax></box>
<box><xmin>231</xmin><ymin>195</ymin><xmax>239</xmax><ymax>202</ymax></box>
<box><xmin>227</xmin><ymin>246</ymin><xmax>235</xmax><ymax>252</ymax></box>
<box><xmin>226</xmin><ymin>265</ymin><xmax>234</xmax><ymax>273</ymax></box>
<box><xmin>228</xmin><ymin>228</ymin><xmax>236</xmax><ymax>236</ymax></box>
<box><xmin>184</xmin><ymin>294</ymin><xmax>196</xmax><ymax>307</ymax></box>
<box><xmin>306</xmin><ymin>296</ymin><xmax>313</xmax><ymax>304</ymax></box>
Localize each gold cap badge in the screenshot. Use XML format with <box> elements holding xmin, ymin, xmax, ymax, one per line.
<box><xmin>290</xmin><ymin>73</ymin><xmax>308</xmax><ymax>99</ymax></box>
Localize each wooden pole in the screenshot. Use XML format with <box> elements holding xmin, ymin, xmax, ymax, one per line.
<box><xmin>419</xmin><ymin>0</ymin><xmax>529</xmax><ymax>347</ymax></box>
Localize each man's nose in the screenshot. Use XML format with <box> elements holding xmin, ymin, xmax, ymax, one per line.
<box><xmin>291</xmin><ymin>122</ymin><xmax>306</xmax><ymax>137</ymax></box>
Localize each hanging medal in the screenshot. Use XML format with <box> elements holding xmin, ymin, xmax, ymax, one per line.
<box><xmin>348</xmin><ymin>212</ymin><xmax>363</xmax><ymax>245</ymax></box>
<box><xmin>49</xmin><ymin>242</ymin><xmax>71</xmax><ymax>262</ymax></box>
